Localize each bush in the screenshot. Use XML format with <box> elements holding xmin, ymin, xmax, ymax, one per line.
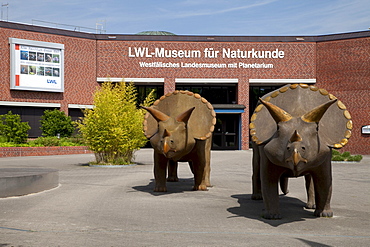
<box><xmin>332</xmin><ymin>149</ymin><xmax>341</xmax><ymax>156</ymax></box>
<box><xmin>0</xmin><ymin>111</ymin><xmax>30</xmax><ymax>144</ymax></box>
<box><xmin>332</xmin><ymin>150</ymin><xmax>363</xmax><ymax>162</ymax></box>
<box><xmin>347</xmin><ymin>155</ymin><xmax>363</xmax><ymax>162</ymax></box>
<box><xmin>76</xmin><ymin>80</ymin><xmax>155</xmax><ymax>165</ymax></box>
<box><xmin>27</xmin><ymin>136</ymin><xmax>83</xmax><ymax>147</ymax></box>
<box><xmin>40</xmin><ymin>109</ymin><xmax>74</xmax><ymax>137</ymax></box>
<box><xmin>0</xmin><ymin>135</ymin><xmax>8</xmax><ymax>143</ymax></box>
<box><xmin>0</xmin><ymin>136</ymin><xmax>84</xmax><ymax>147</ymax></box>
<box><xmin>30</xmin><ymin>136</ymin><xmax>61</xmax><ymax>146</ymax></box>
<box><xmin>0</xmin><ymin>142</ymin><xmax>31</xmax><ymax>147</ymax></box>
<box><xmin>332</xmin><ymin>155</ymin><xmax>345</xmax><ymax>161</ymax></box>
<box><xmin>341</xmin><ymin>151</ymin><xmax>351</xmax><ymax>158</ymax></box>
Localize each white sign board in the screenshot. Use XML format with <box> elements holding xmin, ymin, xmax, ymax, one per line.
<box><xmin>9</xmin><ymin>38</ymin><xmax>64</xmax><ymax>92</ymax></box>
<box><xmin>361</xmin><ymin>125</ymin><xmax>370</xmax><ymax>134</ymax></box>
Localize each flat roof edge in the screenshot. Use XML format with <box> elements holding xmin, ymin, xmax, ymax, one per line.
<box><xmin>1</xmin><ymin>21</ymin><xmax>369</xmax><ymax>42</ymax></box>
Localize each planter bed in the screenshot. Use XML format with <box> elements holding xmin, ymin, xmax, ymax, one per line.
<box><xmin>0</xmin><ymin>146</ymin><xmax>92</xmax><ymax>158</ymax></box>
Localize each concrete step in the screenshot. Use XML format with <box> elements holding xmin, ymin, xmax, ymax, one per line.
<box><xmin>0</xmin><ymin>168</ymin><xmax>59</xmax><ymax>198</ymax></box>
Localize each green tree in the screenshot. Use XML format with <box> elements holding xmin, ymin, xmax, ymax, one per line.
<box><xmin>77</xmin><ymin>80</ymin><xmax>155</xmax><ymax>165</ymax></box>
<box><xmin>40</xmin><ymin>109</ymin><xmax>74</xmax><ymax>137</ymax></box>
<box><xmin>0</xmin><ymin>111</ymin><xmax>30</xmax><ymax>144</ymax></box>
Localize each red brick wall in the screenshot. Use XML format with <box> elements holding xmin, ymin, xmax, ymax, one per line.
<box><xmin>0</xmin><ymin>27</ymin><xmax>99</xmax><ymax>113</ymax></box>
<box><xmin>0</xmin><ymin>146</ymin><xmax>92</xmax><ymax>158</ymax></box>
<box><xmin>97</xmin><ymin>41</ymin><xmax>316</xmax><ymax>79</ymax></box>
<box><xmin>97</xmin><ymin>41</ymin><xmax>316</xmax><ymax>149</ymax></box>
<box><xmin>316</xmin><ymin>37</ymin><xmax>370</xmax><ymax>154</ymax></box>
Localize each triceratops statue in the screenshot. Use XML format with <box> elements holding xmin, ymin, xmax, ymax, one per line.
<box><xmin>142</xmin><ymin>90</ymin><xmax>216</xmax><ymax>192</ymax></box>
<box><xmin>250</xmin><ymin>84</ymin><xmax>352</xmax><ymax>219</ymax></box>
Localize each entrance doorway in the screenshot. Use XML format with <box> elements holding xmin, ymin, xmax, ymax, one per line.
<box><xmin>212</xmin><ymin>114</ymin><xmax>240</xmax><ymax>150</ymax></box>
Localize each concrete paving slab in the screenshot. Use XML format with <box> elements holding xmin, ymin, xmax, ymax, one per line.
<box><xmin>0</xmin><ymin>149</ymin><xmax>369</xmax><ymax>246</ymax></box>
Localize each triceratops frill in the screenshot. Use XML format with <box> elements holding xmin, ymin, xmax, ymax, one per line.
<box><xmin>250</xmin><ymin>83</ymin><xmax>352</xmax><ymax>219</ymax></box>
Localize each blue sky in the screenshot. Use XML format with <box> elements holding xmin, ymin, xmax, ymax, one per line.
<box><xmin>4</xmin><ymin>0</ymin><xmax>370</xmax><ymax>36</ymax></box>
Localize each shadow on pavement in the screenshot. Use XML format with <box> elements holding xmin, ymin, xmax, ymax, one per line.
<box><xmin>132</xmin><ymin>178</ymin><xmax>197</xmax><ymax>196</ymax></box>
<box><xmin>228</xmin><ymin>194</ymin><xmax>317</xmax><ymax>227</ymax></box>
<box><xmin>295</xmin><ymin>238</ymin><xmax>333</xmax><ymax>247</ymax></box>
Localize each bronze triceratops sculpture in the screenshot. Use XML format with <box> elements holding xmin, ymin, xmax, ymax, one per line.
<box><xmin>142</xmin><ymin>90</ymin><xmax>216</xmax><ymax>192</ymax></box>
<box><xmin>250</xmin><ymin>84</ymin><xmax>352</xmax><ymax>219</ymax></box>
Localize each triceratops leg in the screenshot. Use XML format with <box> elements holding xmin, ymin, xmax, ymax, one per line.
<box><xmin>305</xmin><ymin>174</ymin><xmax>315</xmax><ymax>209</ymax></box>
<box><xmin>192</xmin><ymin>160</ymin><xmax>208</xmax><ymax>191</ymax></box>
<box><xmin>191</xmin><ymin>141</ymin><xmax>209</xmax><ymax>191</ymax></box>
<box><xmin>153</xmin><ymin>152</ymin><xmax>168</xmax><ymax>192</ymax></box>
<box><xmin>312</xmin><ymin>156</ymin><xmax>333</xmax><ymax>217</ymax></box>
<box><xmin>280</xmin><ymin>176</ymin><xmax>289</xmax><ymax>195</ymax></box>
<box><xmin>260</xmin><ymin>151</ymin><xmax>285</xmax><ymax>219</ymax></box>
<box><xmin>167</xmin><ymin>160</ymin><xmax>179</xmax><ymax>182</ymax></box>
<box><xmin>251</xmin><ymin>143</ymin><xmax>262</xmax><ymax>200</ymax></box>
<box><xmin>204</xmin><ymin>137</ymin><xmax>212</xmax><ymax>187</ymax></box>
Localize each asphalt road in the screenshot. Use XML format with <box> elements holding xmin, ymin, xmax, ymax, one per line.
<box><xmin>0</xmin><ymin>149</ymin><xmax>369</xmax><ymax>246</ymax></box>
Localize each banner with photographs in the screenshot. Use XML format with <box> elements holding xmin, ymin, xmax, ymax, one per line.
<box><xmin>9</xmin><ymin>38</ymin><xmax>64</xmax><ymax>92</ymax></box>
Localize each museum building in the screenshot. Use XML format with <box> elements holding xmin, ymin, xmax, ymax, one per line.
<box><xmin>0</xmin><ymin>21</ymin><xmax>369</xmax><ymax>154</ymax></box>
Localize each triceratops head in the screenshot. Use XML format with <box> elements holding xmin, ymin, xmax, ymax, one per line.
<box><xmin>142</xmin><ymin>106</ymin><xmax>196</xmax><ymax>160</ymax></box>
<box><xmin>260</xmin><ymin>98</ymin><xmax>337</xmax><ymax>175</ymax></box>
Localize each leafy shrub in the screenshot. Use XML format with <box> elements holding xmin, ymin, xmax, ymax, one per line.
<box><xmin>332</xmin><ymin>155</ymin><xmax>345</xmax><ymax>161</ymax></box>
<box><xmin>332</xmin><ymin>149</ymin><xmax>341</xmax><ymax>156</ymax></box>
<box><xmin>0</xmin><ymin>142</ymin><xmax>31</xmax><ymax>147</ymax></box>
<box><xmin>332</xmin><ymin>150</ymin><xmax>363</xmax><ymax>162</ymax></box>
<box><xmin>0</xmin><ymin>111</ymin><xmax>30</xmax><ymax>144</ymax></box>
<box><xmin>40</xmin><ymin>109</ymin><xmax>74</xmax><ymax>137</ymax></box>
<box><xmin>341</xmin><ymin>151</ymin><xmax>351</xmax><ymax>158</ymax></box>
<box><xmin>347</xmin><ymin>155</ymin><xmax>363</xmax><ymax>162</ymax></box>
<box><xmin>0</xmin><ymin>135</ymin><xmax>8</xmax><ymax>143</ymax></box>
<box><xmin>27</xmin><ymin>136</ymin><xmax>82</xmax><ymax>147</ymax></box>
<box><xmin>76</xmin><ymin>81</ymin><xmax>155</xmax><ymax>165</ymax></box>
<box><xmin>30</xmin><ymin>136</ymin><xmax>61</xmax><ymax>146</ymax></box>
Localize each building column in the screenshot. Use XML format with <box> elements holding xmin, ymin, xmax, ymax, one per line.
<box><xmin>60</xmin><ymin>102</ymin><xmax>69</xmax><ymax>115</ymax></box>
<box><xmin>238</xmin><ymin>78</ymin><xmax>250</xmax><ymax>150</ymax></box>
<box><xmin>164</xmin><ymin>78</ymin><xmax>175</xmax><ymax>94</ymax></box>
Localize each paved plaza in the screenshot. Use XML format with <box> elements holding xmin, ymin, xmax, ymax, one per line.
<box><xmin>0</xmin><ymin>149</ymin><xmax>369</xmax><ymax>246</ymax></box>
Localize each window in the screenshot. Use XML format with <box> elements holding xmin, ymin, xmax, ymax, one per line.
<box><xmin>176</xmin><ymin>85</ymin><xmax>236</xmax><ymax>104</ymax></box>
<box><xmin>136</xmin><ymin>85</ymin><xmax>164</xmax><ymax>104</ymax></box>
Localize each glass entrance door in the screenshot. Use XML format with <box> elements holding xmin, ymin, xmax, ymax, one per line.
<box><xmin>212</xmin><ymin>114</ymin><xmax>239</xmax><ymax>150</ymax></box>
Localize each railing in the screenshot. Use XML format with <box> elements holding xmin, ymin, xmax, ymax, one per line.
<box><xmin>31</xmin><ymin>19</ymin><xmax>106</xmax><ymax>34</ymax></box>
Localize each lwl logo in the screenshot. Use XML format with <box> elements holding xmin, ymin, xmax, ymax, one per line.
<box><xmin>47</xmin><ymin>79</ymin><xmax>57</xmax><ymax>84</ymax></box>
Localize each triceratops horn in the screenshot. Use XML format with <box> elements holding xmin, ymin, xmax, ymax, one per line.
<box><xmin>301</xmin><ymin>99</ymin><xmax>337</xmax><ymax>123</ymax></box>
<box><xmin>290</xmin><ymin>130</ymin><xmax>302</xmax><ymax>142</ymax></box>
<box><xmin>259</xmin><ymin>98</ymin><xmax>293</xmax><ymax>123</ymax></box>
<box><xmin>176</xmin><ymin>107</ymin><xmax>195</xmax><ymax>123</ymax></box>
<box><xmin>163</xmin><ymin>129</ymin><xmax>171</xmax><ymax>138</ymax></box>
<box><xmin>141</xmin><ymin>106</ymin><xmax>170</xmax><ymax>122</ymax></box>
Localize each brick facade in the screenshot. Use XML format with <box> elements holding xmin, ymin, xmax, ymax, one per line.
<box><xmin>0</xmin><ymin>26</ymin><xmax>99</xmax><ymax>113</ymax></box>
<box><xmin>0</xmin><ymin>146</ymin><xmax>92</xmax><ymax>157</ymax></box>
<box><xmin>97</xmin><ymin>41</ymin><xmax>316</xmax><ymax>150</ymax></box>
<box><xmin>0</xmin><ymin>21</ymin><xmax>369</xmax><ymax>154</ymax></box>
<box><xmin>316</xmin><ymin>37</ymin><xmax>370</xmax><ymax>154</ymax></box>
